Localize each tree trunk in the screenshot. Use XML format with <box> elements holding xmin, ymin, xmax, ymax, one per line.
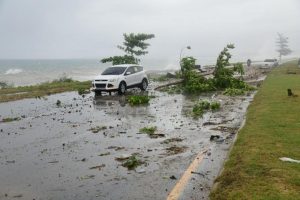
<box><xmin>154</xmin><ymin>80</ymin><xmax>184</xmax><ymax>90</ymax></box>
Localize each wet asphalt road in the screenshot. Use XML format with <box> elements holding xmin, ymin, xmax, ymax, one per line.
<box><xmin>0</xmin><ymin>88</ymin><xmax>254</xmax><ymax>200</ymax></box>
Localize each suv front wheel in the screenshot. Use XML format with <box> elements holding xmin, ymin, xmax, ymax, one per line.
<box><xmin>140</xmin><ymin>79</ymin><xmax>148</xmax><ymax>91</ymax></box>
<box><xmin>118</xmin><ymin>81</ymin><xmax>126</xmax><ymax>95</ymax></box>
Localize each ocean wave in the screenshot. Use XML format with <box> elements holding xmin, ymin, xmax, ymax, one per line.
<box><xmin>4</xmin><ymin>68</ymin><xmax>23</xmax><ymax>75</ymax></box>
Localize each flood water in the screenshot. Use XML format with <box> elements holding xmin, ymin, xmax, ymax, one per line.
<box><xmin>0</xmin><ymin>87</ymin><xmax>255</xmax><ymax>200</ymax></box>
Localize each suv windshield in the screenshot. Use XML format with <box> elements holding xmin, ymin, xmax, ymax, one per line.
<box><xmin>101</xmin><ymin>67</ymin><xmax>127</xmax><ymax>75</ymax></box>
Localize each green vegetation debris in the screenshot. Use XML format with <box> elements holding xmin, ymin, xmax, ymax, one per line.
<box><xmin>127</xmin><ymin>95</ymin><xmax>150</xmax><ymax>106</ymax></box>
<box><xmin>139</xmin><ymin>126</ymin><xmax>157</xmax><ymax>134</ymax></box>
<box><xmin>1</xmin><ymin>117</ymin><xmax>21</xmax><ymax>123</ymax></box>
<box><xmin>223</xmin><ymin>88</ymin><xmax>246</xmax><ymax>96</ymax></box>
<box><xmin>161</xmin><ymin>44</ymin><xmax>254</xmax><ymax>95</ymax></box>
<box><xmin>210</xmin><ymin>101</ymin><xmax>221</xmax><ymax>110</ymax></box>
<box><xmin>89</xmin><ymin>126</ymin><xmax>107</xmax><ymax>133</ymax></box>
<box><xmin>192</xmin><ymin>100</ymin><xmax>221</xmax><ymax>117</ymax></box>
<box><xmin>121</xmin><ymin>155</ymin><xmax>142</xmax><ymax>170</ymax></box>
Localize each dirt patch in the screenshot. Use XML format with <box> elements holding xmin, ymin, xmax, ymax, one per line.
<box><xmin>165</xmin><ymin>145</ymin><xmax>188</xmax><ymax>155</ymax></box>
<box><xmin>161</xmin><ymin>137</ymin><xmax>183</xmax><ymax>144</ymax></box>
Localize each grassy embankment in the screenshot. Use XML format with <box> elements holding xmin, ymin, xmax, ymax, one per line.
<box><xmin>210</xmin><ymin>61</ymin><xmax>300</xmax><ymax>200</ymax></box>
<box><xmin>0</xmin><ymin>79</ymin><xmax>90</xmax><ymax>103</ymax></box>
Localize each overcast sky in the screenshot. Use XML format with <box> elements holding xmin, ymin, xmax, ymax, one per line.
<box><xmin>0</xmin><ymin>0</ymin><xmax>299</xmax><ymax>65</ymax></box>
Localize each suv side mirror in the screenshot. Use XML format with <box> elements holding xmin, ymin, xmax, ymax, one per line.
<box><xmin>125</xmin><ymin>71</ymin><xmax>131</xmax><ymax>75</ymax></box>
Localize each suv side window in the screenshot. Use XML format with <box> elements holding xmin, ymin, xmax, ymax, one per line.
<box><xmin>136</xmin><ymin>66</ymin><xmax>143</xmax><ymax>72</ymax></box>
<box><xmin>125</xmin><ymin>66</ymin><xmax>135</xmax><ymax>75</ymax></box>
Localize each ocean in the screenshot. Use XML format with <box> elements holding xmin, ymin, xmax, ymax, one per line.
<box><xmin>0</xmin><ymin>59</ymin><xmax>180</xmax><ymax>86</ymax></box>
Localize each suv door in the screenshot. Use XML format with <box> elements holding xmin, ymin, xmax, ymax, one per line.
<box><xmin>124</xmin><ymin>66</ymin><xmax>135</xmax><ymax>86</ymax></box>
<box><xmin>135</xmin><ymin>66</ymin><xmax>144</xmax><ymax>83</ymax></box>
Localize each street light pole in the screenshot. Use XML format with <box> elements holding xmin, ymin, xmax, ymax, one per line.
<box><xmin>179</xmin><ymin>46</ymin><xmax>191</xmax><ymax>69</ymax></box>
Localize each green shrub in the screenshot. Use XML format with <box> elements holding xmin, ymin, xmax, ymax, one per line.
<box><xmin>223</xmin><ymin>88</ymin><xmax>245</xmax><ymax>96</ymax></box>
<box><xmin>183</xmin><ymin>71</ymin><xmax>216</xmax><ymax>94</ymax></box>
<box><xmin>127</xmin><ymin>95</ymin><xmax>150</xmax><ymax>105</ymax></box>
<box><xmin>139</xmin><ymin>126</ymin><xmax>157</xmax><ymax>134</ymax></box>
<box><xmin>210</xmin><ymin>101</ymin><xmax>221</xmax><ymax>110</ymax></box>
<box><xmin>192</xmin><ymin>100</ymin><xmax>210</xmax><ymax>117</ymax></box>
<box><xmin>192</xmin><ymin>100</ymin><xmax>221</xmax><ymax>117</ymax></box>
<box><xmin>122</xmin><ymin>155</ymin><xmax>142</xmax><ymax>170</ymax></box>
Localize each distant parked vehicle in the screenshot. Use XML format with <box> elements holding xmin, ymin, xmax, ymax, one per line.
<box><xmin>263</xmin><ymin>59</ymin><xmax>279</xmax><ymax>67</ymax></box>
<box><xmin>91</xmin><ymin>64</ymin><xmax>149</xmax><ymax>95</ymax></box>
<box><xmin>254</xmin><ymin>59</ymin><xmax>278</xmax><ymax>69</ymax></box>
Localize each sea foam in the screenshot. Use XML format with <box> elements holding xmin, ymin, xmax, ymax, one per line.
<box><xmin>4</xmin><ymin>68</ymin><xmax>23</xmax><ymax>75</ymax></box>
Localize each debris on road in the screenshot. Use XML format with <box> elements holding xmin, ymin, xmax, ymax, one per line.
<box><xmin>89</xmin><ymin>164</ymin><xmax>106</xmax><ymax>170</ymax></box>
<box><xmin>165</xmin><ymin>146</ymin><xmax>187</xmax><ymax>155</ymax></box>
<box><xmin>161</xmin><ymin>137</ymin><xmax>183</xmax><ymax>144</ymax></box>
<box><xmin>88</xmin><ymin>126</ymin><xmax>107</xmax><ymax>133</ymax></box>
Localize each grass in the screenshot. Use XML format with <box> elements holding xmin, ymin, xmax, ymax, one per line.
<box><xmin>0</xmin><ymin>79</ymin><xmax>91</xmax><ymax>102</ymax></box>
<box><xmin>210</xmin><ymin>61</ymin><xmax>300</xmax><ymax>200</ymax></box>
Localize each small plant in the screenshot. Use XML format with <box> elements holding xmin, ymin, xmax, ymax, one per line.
<box><xmin>139</xmin><ymin>126</ymin><xmax>157</xmax><ymax>134</ymax></box>
<box><xmin>192</xmin><ymin>100</ymin><xmax>221</xmax><ymax>117</ymax></box>
<box><xmin>210</xmin><ymin>101</ymin><xmax>221</xmax><ymax>111</ymax></box>
<box><xmin>127</xmin><ymin>95</ymin><xmax>150</xmax><ymax>106</ymax></box>
<box><xmin>192</xmin><ymin>103</ymin><xmax>206</xmax><ymax>117</ymax></box>
<box><xmin>121</xmin><ymin>155</ymin><xmax>143</xmax><ymax>170</ymax></box>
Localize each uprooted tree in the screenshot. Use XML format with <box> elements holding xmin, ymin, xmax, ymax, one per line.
<box><xmin>101</xmin><ymin>33</ymin><xmax>155</xmax><ymax>65</ymax></box>
<box><xmin>276</xmin><ymin>33</ymin><xmax>292</xmax><ymax>62</ymax></box>
<box><xmin>157</xmin><ymin>44</ymin><xmax>251</xmax><ymax>95</ymax></box>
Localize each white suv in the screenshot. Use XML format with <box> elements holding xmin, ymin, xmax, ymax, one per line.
<box><xmin>92</xmin><ymin>64</ymin><xmax>149</xmax><ymax>95</ymax></box>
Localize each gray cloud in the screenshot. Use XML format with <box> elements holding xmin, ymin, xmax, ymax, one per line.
<box><xmin>0</xmin><ymin>0</ymin><xmax>299</xmax><ymax>65</ymax></box>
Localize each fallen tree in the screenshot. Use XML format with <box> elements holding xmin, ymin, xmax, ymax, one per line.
<box><xmin>154</xmin><ymin>80</ymin><xmax>184</xmax><ymax>90</ymax></box>
<box><xmin>155</xmin><ymin>44</ymin><xmax>252</xmax><ymax>95</ymax></box>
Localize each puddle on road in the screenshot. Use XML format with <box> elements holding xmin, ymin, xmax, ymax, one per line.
<box><xmin>0</xmin><ymin>89</ymin><xmax>254</xmax><ymax>200</ymax></box>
